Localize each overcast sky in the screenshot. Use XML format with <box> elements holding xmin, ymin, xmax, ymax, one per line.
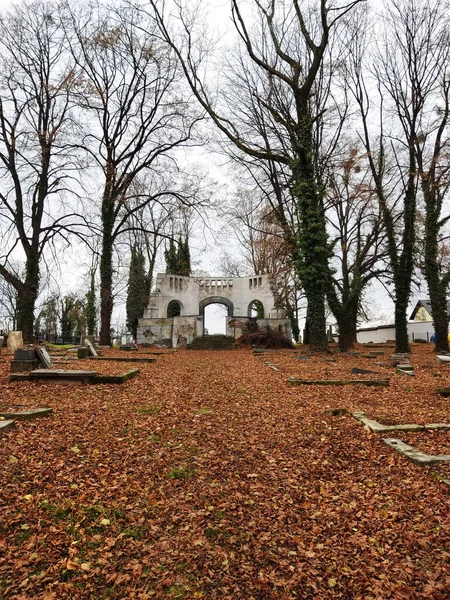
<box><xmin>0</xmin><ymin>0</ymin><xmax>424</xmax><ymax>334</ymax></box>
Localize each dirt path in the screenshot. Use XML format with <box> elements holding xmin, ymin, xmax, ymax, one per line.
<box><xmin>1</xmin><ymin>348</ymin><xmax>449</xmax><ymax>599</ymax></box>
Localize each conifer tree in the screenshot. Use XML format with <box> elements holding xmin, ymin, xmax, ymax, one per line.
<box><xmin>85</xmin><ymin>272</ymin><xmax>96</xmax><ymax>337</ymax></box>
<box><xmin>126</xmin><ymin>246</ymin><xmax>148</xmax><ymax>339</ymax></box>
<box><xmin>179</xmin><ymin>237</ymin><xmax>192</xmax><ymax>276</ymax></box>
<box><xmin>164</xmin><ymin>239</ymin><xmax>177</xmax><ymax>274</ymax></box>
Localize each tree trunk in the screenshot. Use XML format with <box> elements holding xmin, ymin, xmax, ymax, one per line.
<box><xmin>291</xmin><ymin>120</ymin><xmax>329</xmax><ymax>352</ymax></box>
<box><xmin>16</xmin><ymin>256</ymin><xmax>39</xmax><ymax>343</ymax></box>
<box><xmin>394</xmin><ymin>292</ymin><xmax>410</xmax><ymax>353</ymax></box>
<box><xmin>423</xmin><ymin>185</ymin><xmax>449</xmax><ymax>352</ymax></box>
<box><xmin>99</xmin><ymin>192</ymin><xmax>115</xmax><ymax>346</ymax></box>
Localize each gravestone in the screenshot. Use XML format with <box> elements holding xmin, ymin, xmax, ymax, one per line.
<box><xmin>84</xmin><ymin>339</ymin><xmax>98</xmax><ymax>357</ymax></box>
<box><xmin>36</xmin><ymin>347</ymin><xmax>54</xmax><ymax>368</ymax></box>
<box><xmin>351</xmin><ymin>367</ymin><xmax>379</xmax><ymax>375</ymax></box>
<box><xmin>7</xmin><ymin>331</ymin><xmax>23</xmax><ymax>355</ymax></box>
<box><xmin>78</xmin><ymin>347</ymin><xmax>90</xmax><ymax>359</ymax></box>
<box><xmin>10</xmin><ymin>348</ymin><xmax>39</xmax><ymax>373</ymax></box>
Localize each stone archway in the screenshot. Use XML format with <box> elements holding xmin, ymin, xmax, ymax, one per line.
<box><xmin>199</xmin><ymin>297</ymin><xmax>233</xmax><ymax>336</ymax></box>
<box><xmin>199</xmin><ymin>296</ymin><xmax>234</xmax><ymax>317</ymax></box>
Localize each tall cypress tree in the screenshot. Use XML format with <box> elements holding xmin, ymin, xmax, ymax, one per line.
<box><xmin>180</xmin><ymin>236</ymin><xmax>192</xmax><ymax>276</ymax></box>
<box><xmin>85</xmin><ymin>271</ymin><xmax>96</xmax><ymax>337</ymax></box>
<box><xmin>126</xmin><ymin>246</ymin><xmax>148</xmax><ymax>339</ymax></box>
<box><xmin>164</xmin><ymin>238</ymin><xmax>177</xmax><ymax>274</ymax></box>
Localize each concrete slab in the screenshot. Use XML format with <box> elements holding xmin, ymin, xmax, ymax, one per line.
<box><xmin>383</xmin><ymin>438</ymin><xmax>450</xmax><ymax>466</ymax></box>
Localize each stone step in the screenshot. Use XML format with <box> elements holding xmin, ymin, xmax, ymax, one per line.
<box><xmin>188</xmin><ymin>336</ymin><xmax>235</xmax><ymax>350</ymax></box>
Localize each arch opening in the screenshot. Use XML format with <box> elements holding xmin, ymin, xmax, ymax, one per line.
<box><xmin>248</xmin><ymin>299</ymin><xmax>265</xmax><ymax>319</ymax></box>
<box><xmin>204</xmin><ymin>303</ymin><xmax>228</xmax><ymax>335</ymax></box>
<box><xmin>167</xmin><ymin>300</ymin><xmax>182</xmax><ymax>318</ymax></box>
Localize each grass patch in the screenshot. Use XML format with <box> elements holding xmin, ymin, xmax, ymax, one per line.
<box><xmin>44</xmin><ymin>343</ymin><xmax>73</xmax><ymax>349</ymax></box>
<box><xmin>169</xmin><ymin>466</ymin><xmax>196</xmax><ymax>480</ymax></box>
<box><xmin>138</xmin><ymin>406</ymin><xmax>162</xmax><ymax>415</ymax></box>
<box><xmin>195</xmin><ymin>408</ymin><xmax>213</xmax><ymax>415</ymax></box>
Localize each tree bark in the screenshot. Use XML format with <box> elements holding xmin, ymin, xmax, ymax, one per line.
<box><xmin>291</xmin><ymin>121</ymin><xmax>329</xmax><ymax>352</ymax></box>
<box><xmin>16</xmin><ymin>256</ymin><xmax>39</xmax><ymax>343</ymax></box>
<box><xmin>99</xmin><ymin>188</ymin><xmax>115</xmax><ymax>346</ymax></box>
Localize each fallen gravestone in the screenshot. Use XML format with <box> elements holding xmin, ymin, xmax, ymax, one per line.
<box><xmin>351</xmin><ymin>367</ymin><xmax>379</xmax><ymax>375</ymax></box>
<box><xmin>36</xmin><ymin>347</ymin><xmax>54</xmax><ymax>368</ymax></box>
<box><xmin>7</xmin><ymin>331</ymin><xmax>23</xmax><ymax>355</ymax></box>
<box><xmin>84</xmin><ymin>339</ymin><xmax>98</xmax><ymax>357</ymax></box>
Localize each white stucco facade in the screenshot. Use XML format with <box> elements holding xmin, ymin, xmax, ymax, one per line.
<box><xmin>137</xmin><ymin>273</ymin><xmax>291</xmax><ymax>347</ymax></box>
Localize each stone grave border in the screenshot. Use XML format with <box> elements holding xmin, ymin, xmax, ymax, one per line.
<box><xmin>85</xmin><ymin>356</ymin><xmax>156</xmax><ymax>364</ymax></box>
<box><xmin>10</xmin><ymin>368</ymin><xmax>140</xmax><ymax>384</ymax></box>
<box><xmin>0</xmin><ymin>407</ymin><xmax>53</xmax><ymax>421</ymax></box>
<box><xmin>287</xmin><ymin>377</ymin><xmax>390</xmax><ymax>387</ymax></box>
<box><xmin>383</xmin><ymin>438</ymin><xmax>450</xmax><ymax>467</ymax></box>
<box><xmin>352</xmin><ymin>412</ymin><xmax>450</xmax><ymax>433</ymax></box>
<box><xmin>0</xmin><ymin>420</ymin><xmax>15</xmax><ymax>437</ymax></box>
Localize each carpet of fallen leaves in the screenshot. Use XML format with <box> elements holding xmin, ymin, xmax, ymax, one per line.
<box><xmin>0</xmin><ymin>343</ymin><xmax>449</xmax><ymax>600</ymax></box>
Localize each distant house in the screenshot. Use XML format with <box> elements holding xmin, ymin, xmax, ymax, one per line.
<box><xmin>409</xmin><ymin>299</ymin><xmax>450</xmax><ymax>322</ymax></box>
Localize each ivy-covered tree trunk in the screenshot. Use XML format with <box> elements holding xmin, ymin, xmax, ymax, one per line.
<box><xmin>423</xmin><ymin>185</ymin><xmax>449</xmax><ymax>352</ymax></box>
<box><xmin>16</xmin><ymin>256</ymin><xmax>39</xmax><ymax>343</ymax></box>
<box><xmin>392</xmin><ymin>183</ymin><xmax>416</xmax><ymax>354</ymax></box>
<box><xmin>291</xmin><ymin>120</ymin><xmax>329</xmax><ymax>352</ymax></box>
<box><xmin>99</xmin><ymin>189</ymin><xmax>115</xmax><ymax>346</ymax></box>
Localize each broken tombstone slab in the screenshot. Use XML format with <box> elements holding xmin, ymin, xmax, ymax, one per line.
<box><xmin>296</xmin><ymin>355</ymin><xmax>310</xmax><ymax>360</ymax></box>
<box><xmin>390</xmin><ymin>353</ymin><xmax>409</xmax><ymax>360</ymax></box>
<box><xmin>396</xmin><ymin>368</ymin><xmax>415</xmax><ymax>377</ymax></box>
<box><xmin>351</xmin><ymin>367</ymin><xmax>379</xmax><ymax>375</ymax></box>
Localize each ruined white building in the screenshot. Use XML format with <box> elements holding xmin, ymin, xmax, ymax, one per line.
<box><xmin>137</xmin><ymin>273</ymin><xmax>291</xmax><ymax>347</ymax></box>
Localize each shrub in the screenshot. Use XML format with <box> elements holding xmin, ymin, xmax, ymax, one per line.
<box><xmin>237</xmin><ymin>329</ymin><xmax>294</xmax><ymax>349</ymax></box>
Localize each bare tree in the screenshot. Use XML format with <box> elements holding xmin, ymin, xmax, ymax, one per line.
<box><xmin>325</xmin><ymin>145</ymin><xmax>387</xmax><ymax>350</ymax></box>
<box><xmin>148</xmin><ymin>0</ymin><xmax>365</xmax><ymax>351</ymax></box>
<box><xmin>0</xmin><ymin>1</ymin><xmax>89</xmax><ymax>341</ymax></box>
<box><xmin>67</xmin><ymin>1</ymin><xmax>203</xmax><ymax>344</ymax></box>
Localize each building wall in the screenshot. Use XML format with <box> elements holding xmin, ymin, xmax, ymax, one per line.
<box><xmin>137</xmin><ymin>272</ymin><xmax>292</xmax><ymax>347</ymax></box>
<box><xmin>143</xmin><ymin>273</ymin><xmax>284</xmax><ymax>320</ymax></box>
<box><xmin>356</xmin><ymin>321</ymin><xmax>437</xmax><ymax>344</ymax></box>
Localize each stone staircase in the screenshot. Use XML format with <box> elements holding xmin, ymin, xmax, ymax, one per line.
<box><xmin>188</xmin><ymin>335</ymin><xmax>236</xmax><ymax>350</ymax></box>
